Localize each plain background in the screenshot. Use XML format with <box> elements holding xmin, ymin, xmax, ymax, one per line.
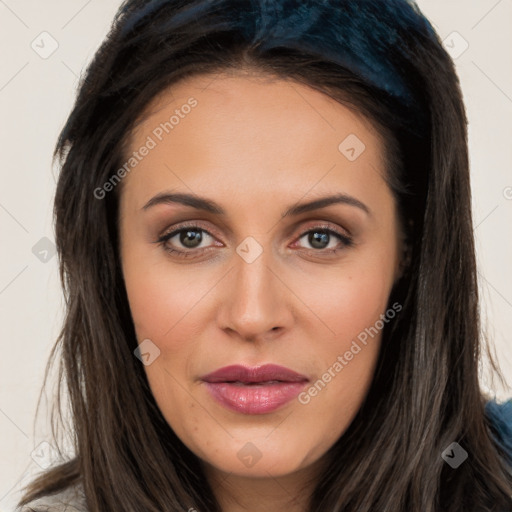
<box><xmin>1</xmin><ymin>1</ymin><xmax>511</xmax><ymax>509</ymax></box>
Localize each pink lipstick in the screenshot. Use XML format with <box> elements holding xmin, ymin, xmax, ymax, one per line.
<box><xmin>201</xmin><ymin>364</ymin><xmax>309</xmax><ymax>414</ymax></box>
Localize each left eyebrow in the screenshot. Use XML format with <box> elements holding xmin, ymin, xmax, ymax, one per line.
<box><xmin>141</xmin><ymin>192</ymin><xmax>370</xmax><ymax>217</ymax></box>
<box><xmin>281</xmin><ymin>193</ymin><xmax>371</xmax><ymax>217</ymax></box>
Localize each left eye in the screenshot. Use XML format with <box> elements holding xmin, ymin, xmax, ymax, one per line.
<box><xmin>296</xmin><ymin>228</ymin><xmax>352</xmax><ymax>250</ymax></box>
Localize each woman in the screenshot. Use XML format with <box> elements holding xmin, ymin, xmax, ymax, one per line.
<box><xmin>17</xmin><ymin>0</ymin><xmax>512</xmax><ymax>511</ymax></box>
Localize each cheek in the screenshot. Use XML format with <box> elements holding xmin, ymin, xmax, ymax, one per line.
<box><xmin>304</xmin><ymin>273</ymin><xmax>388</xmax><ymax>391</ymax></box>
<box><xmin>123</xmin><ymin>260</ymin><xmax>206</xmax><ymax>422</ymax></box>
<box><xmin>292</xmin><ymin>264</ymin><xmax>393</xmax><ymax>423</ymax></box>
<box><xmin>324</xmin><ymin>275</ymin><xmax>384</xmax><ymax>332</ymax></box>
<box><xmin>123</xmin><ymin>255</ymin><xmax>213</xmax><ymax>347</ymax></box>
<box><xmin>294</xmin><ymin>257</ymin><xmax>396</xmax><ymax>346</ymax></box>
<box><xmin>290</xmin><ymin>248</ymin><xmax>397</xmax><ymax>396</ymax></box>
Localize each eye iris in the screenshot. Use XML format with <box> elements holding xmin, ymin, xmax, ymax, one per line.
<box><xmin>180</xmin><ymin>229</ymin><xmax>202</xmax><ymax>248</ymax></box>
<box><xmin>309</xmin><ymin>231</ymin><xmax>329</xmax><ymax>249</ymax></box>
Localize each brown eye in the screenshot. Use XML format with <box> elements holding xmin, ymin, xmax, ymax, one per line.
<box><xmin>177</xmin><ymin>229</ymin><xmax>204</xmax><ymax>248</ymax></box>
<box><xmin>157</xmin><ymin>225</ymin><xmax>218</xmax><ymax>256</ymax></box>
<box><xmin>296</xmin><ymin>226</ymin><xmax>353</xmax><ymax>252</ymax></box>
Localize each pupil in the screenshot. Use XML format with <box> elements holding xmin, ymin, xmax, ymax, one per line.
<box><xmin>310</xmin><ymin>231</ymin><xmax>329</xmax><ymax>249</ymax></box>
<box><xmin>181</xmin><ymin>230</ymin><xmax>202</xmax><ymax>248</ymax></box>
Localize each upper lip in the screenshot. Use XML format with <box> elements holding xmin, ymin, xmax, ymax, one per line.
<box><xmin>201</xmin><ymin>364</ymin><xmax>309</xmax><ymax>384</ymax></box>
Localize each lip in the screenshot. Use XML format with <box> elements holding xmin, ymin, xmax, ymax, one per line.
<box><xmin>201</xmin><ymin>364</ymin><xmax>309</xmax><ymax>415</ymax></box>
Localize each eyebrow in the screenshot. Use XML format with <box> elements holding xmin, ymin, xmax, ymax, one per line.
<box><xmin>142</xmin><ymin>192</ymin><xmax>370</xmax><ymax>217</ymax></box>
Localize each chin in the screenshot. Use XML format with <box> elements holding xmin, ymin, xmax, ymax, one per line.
<box><xmin>199</xmin><ymin>436</ymin><xmax>322</xmax><ymax>479</ymax></box>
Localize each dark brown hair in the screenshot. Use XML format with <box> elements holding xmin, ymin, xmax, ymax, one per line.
<box><xmin>19</xmin><ymin>0</ymin><xmax>512</xmax><ymax>510</ymax></box>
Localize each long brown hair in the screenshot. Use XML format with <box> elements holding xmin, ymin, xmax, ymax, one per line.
<box><xmin>19</xmin><ymin>0</ymin><xmax>512</xmax><ymax>510</ymax></box>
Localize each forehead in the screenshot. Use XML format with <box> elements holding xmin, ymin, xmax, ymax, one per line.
<box><xmin>120</xmin><ymin>72</ymin><xmax>388</xmax><ymax>209</ymax></box>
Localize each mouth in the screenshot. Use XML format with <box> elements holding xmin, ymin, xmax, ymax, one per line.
<box><xmin>201</xmin><ymin>364</ymin><xmax>309</xmax><ymax>414</ymax></box>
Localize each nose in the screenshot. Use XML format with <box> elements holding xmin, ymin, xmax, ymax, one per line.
<box><xmin>217</xmin><ymin>245</ymin><xmax>293</xmax><ymax>343</ymax></box>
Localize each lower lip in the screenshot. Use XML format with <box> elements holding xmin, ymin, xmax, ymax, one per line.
<box><xmin>203</xmin><ymin>381</ymin><xmax>308</xmax><ymax>414</ymax></box>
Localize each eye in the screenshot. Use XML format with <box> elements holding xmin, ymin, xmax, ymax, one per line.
<box><xmin>157</xmin><ymin>224</ymin><xmax>220</xmax><ymax>258</ymax></box>
<box><xmin>293</xmin><ymin>225</ymin><xmax>353</xmax><ymax>254</ymax></box>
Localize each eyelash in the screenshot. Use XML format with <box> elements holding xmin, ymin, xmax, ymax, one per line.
<box><xmin>156</xmin><ymin>222</ymin><xmax>354</xmax><ymax>259</ymax></box>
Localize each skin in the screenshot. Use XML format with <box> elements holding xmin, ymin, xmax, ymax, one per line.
<box><xmin>119</xmin><ymin>70</ymin><xmax>404</xmax><ymax>512</ymax></box>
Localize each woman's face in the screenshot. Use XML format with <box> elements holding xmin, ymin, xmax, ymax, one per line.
<box><xmin>119</xmin><ymin>72</ymin><xmax>403</xmax><ymax>480</ymax></box>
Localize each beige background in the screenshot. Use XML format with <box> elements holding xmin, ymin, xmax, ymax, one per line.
<box><xmin>1</xmin><ymin>1</ymin><xmax>511</xmax><ymax>509</ymax></box>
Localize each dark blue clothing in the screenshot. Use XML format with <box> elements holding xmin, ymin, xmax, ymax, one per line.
<box><xmin>486</xmin><ymin>399</ymin><xmax>512</xmax><ymax>466</ymax></box>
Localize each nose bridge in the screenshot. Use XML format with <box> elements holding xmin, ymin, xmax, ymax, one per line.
<box><xmin>221</xmin><ymin>242</ymin><xmax>288</xmax><ymax>338</ymax></box>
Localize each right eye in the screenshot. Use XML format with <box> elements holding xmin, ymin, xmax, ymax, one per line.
<box><xmin>157</xmin><ymin>224</ymin><xmax>221</xmax><ymax>258</ymax></box>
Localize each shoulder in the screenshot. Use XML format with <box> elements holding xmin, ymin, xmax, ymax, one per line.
<box><xmin>15</xmin><ymin>482</ymin><xmax>87</xmax><ymax>512</ymax></box>
<box><xmin>485</xmin><ymin>398</ymin><xmax>512</xmax><ymax>465</ymax></box>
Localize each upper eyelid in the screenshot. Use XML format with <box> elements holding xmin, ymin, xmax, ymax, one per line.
<box><xmin>158</xmin><ymin>222</ymin><xmax>218</xmax><ymax>242</ymax></box>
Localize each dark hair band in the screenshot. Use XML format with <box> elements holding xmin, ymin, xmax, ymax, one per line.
<box><xmin>120</xmin><ymin>0</ymin><xmax>436</xmax><ymax>136</ymax></box>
